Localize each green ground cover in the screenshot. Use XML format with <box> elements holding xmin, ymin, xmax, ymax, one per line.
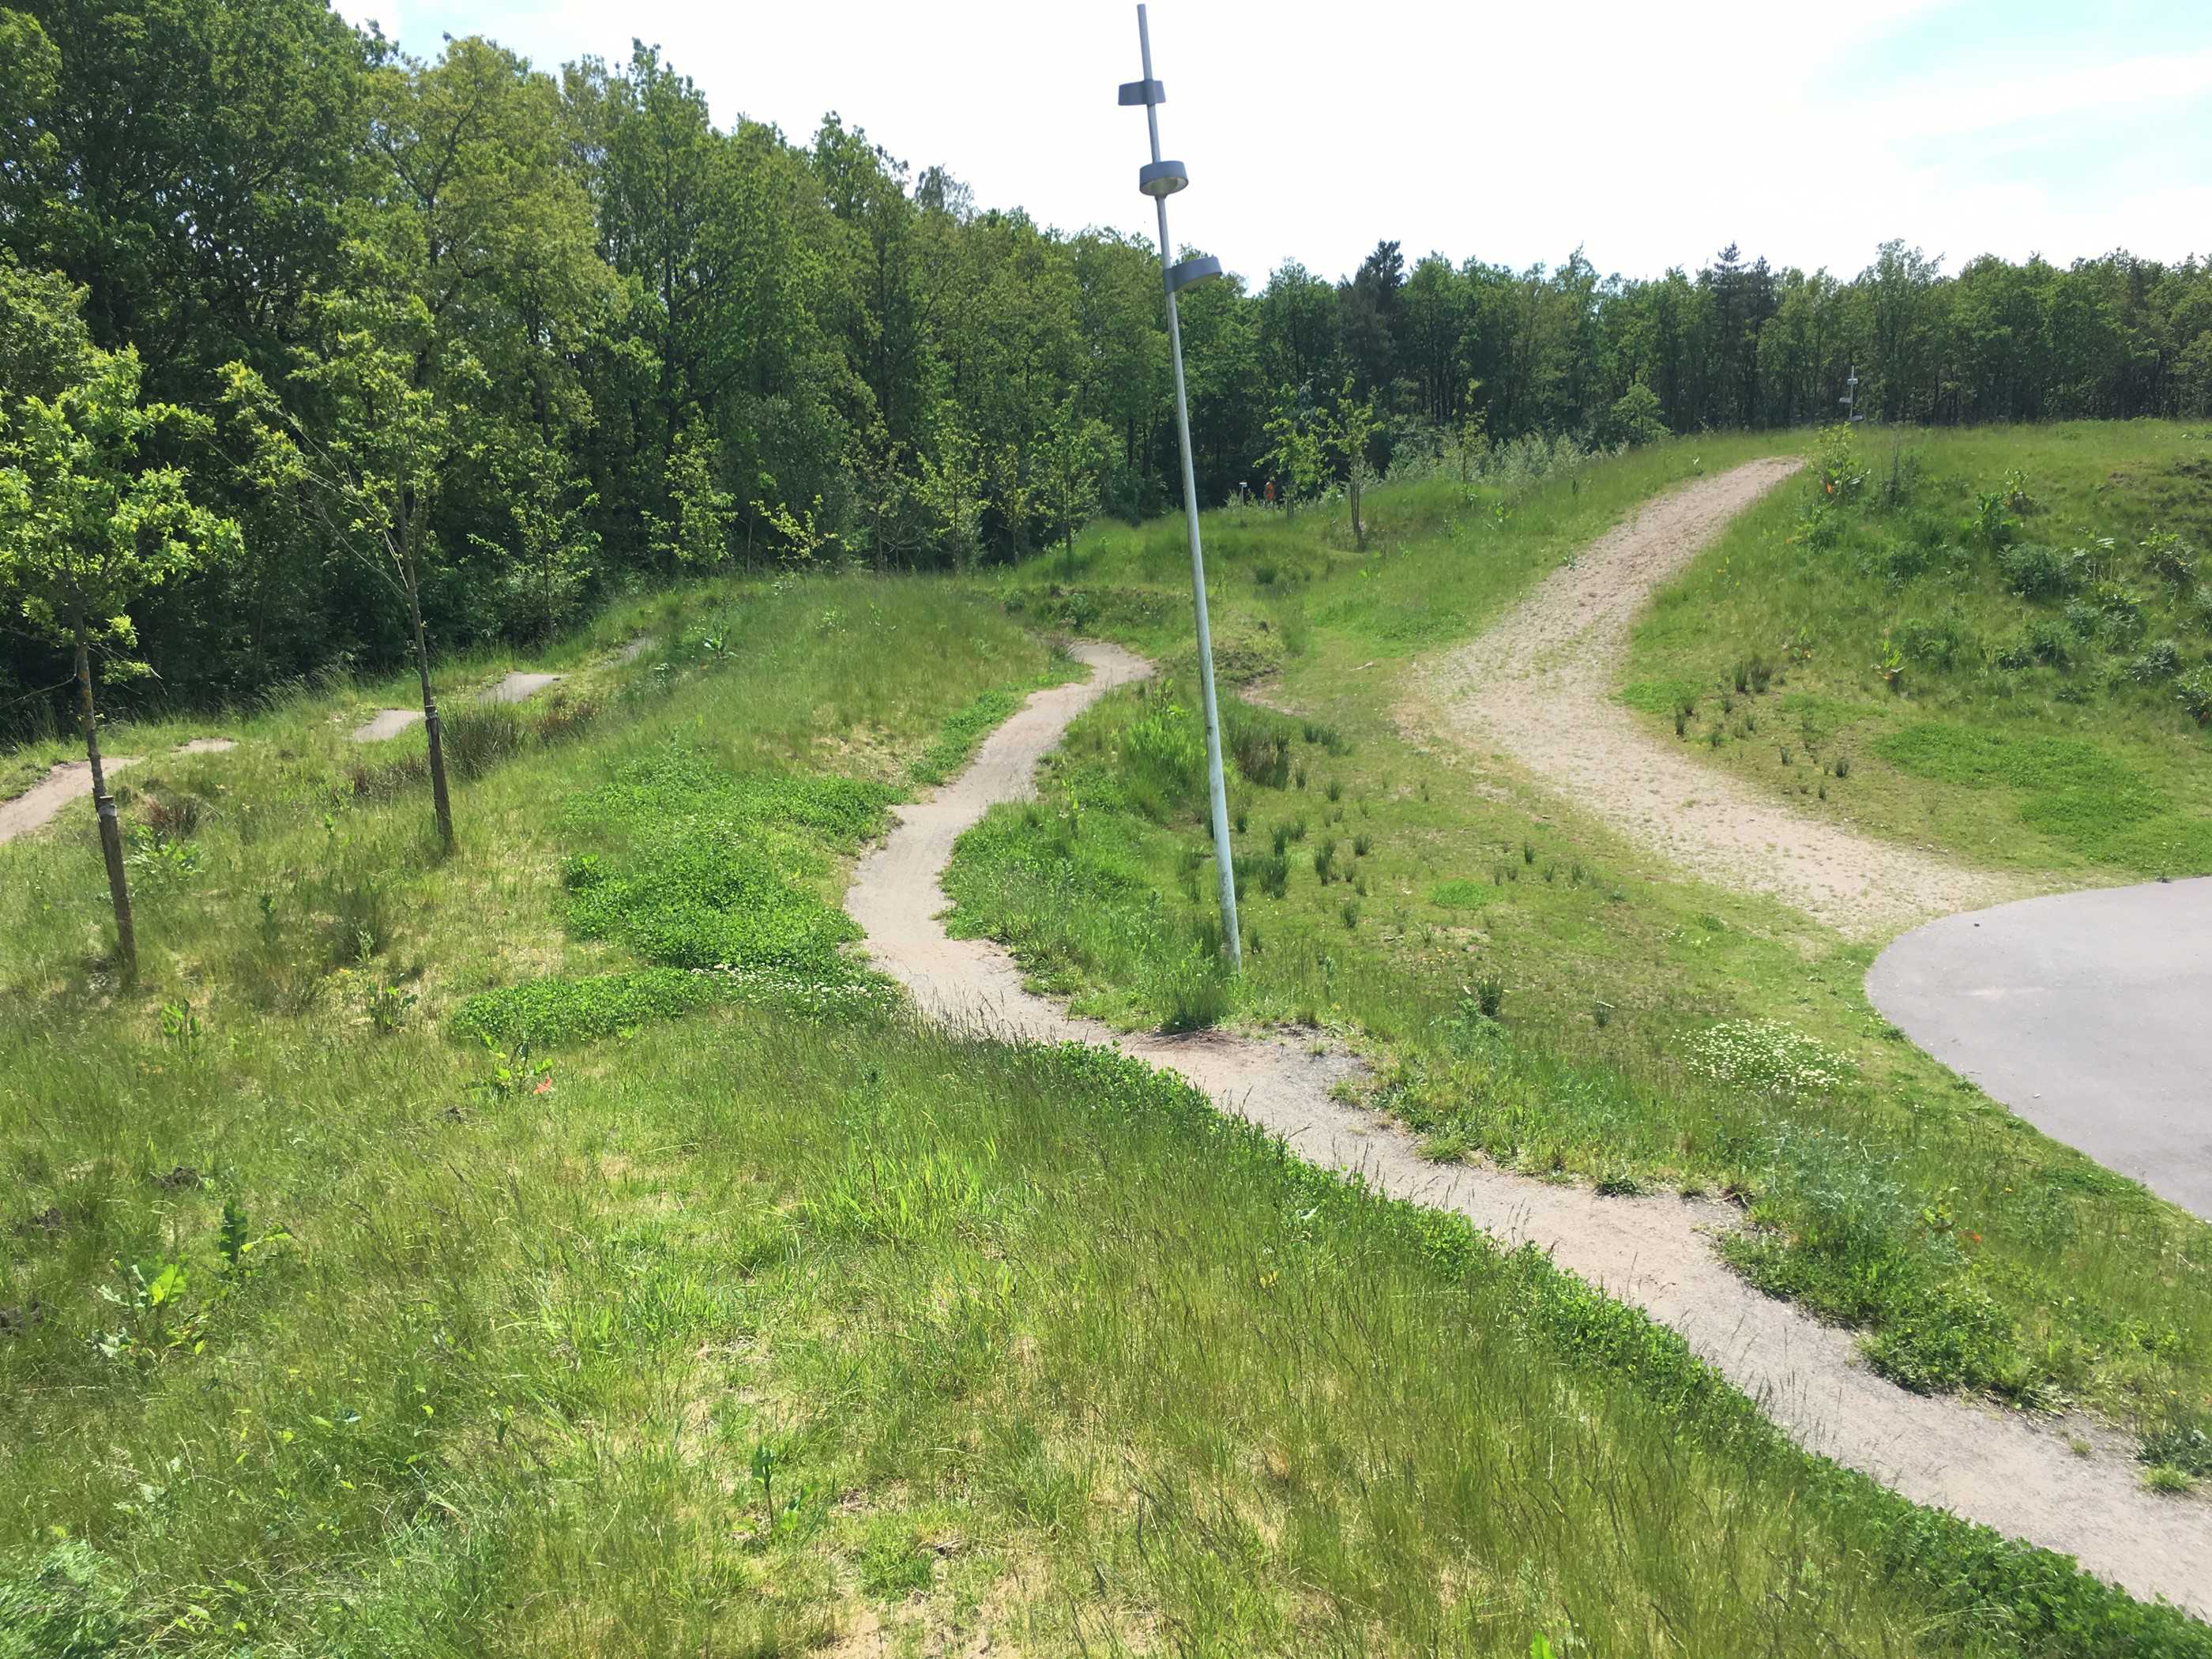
<box><xmin>1622</xmin><ymin>421</ymin><xmax>2212</xmax><ymax>877</ymax></box>
<box><xmin>5</xmin><ymin>559</ymin><xmax>2205</xmax><ymax>1651</ymax></box>
<box><xmin>946</xmin><ymin>436</ymin><xmax>2212</xmax><ymax>1431</ymax></box>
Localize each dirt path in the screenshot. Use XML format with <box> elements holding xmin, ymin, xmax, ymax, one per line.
<box><xmin>1419</xmin><ymin>459</ymin><xmax>2018</xmax><ymax>939</ymax></box>
<box><xmin>0</xmin><ymin>735</ymin><xmax>241</xmax><ymax>845</ymax></box>
<box><xmin>846</xmin><ymin>640</ymin><xmax>2210</xmax><ymax>1618</ymax></box>
<box><xmin>352</xmin><ymin>671</ymin><xmax>566</xmax><ymax>742</ymax></box>
<box><xmin>0</xmin><ymin>759</ymin><xmax>139</xmax><ymax>845</ymax></box>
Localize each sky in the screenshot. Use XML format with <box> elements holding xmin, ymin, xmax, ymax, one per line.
<box><xmin>333</xmin><ymin>0</ymin><xmax>2212</xmax><ymax>289</ymax></box>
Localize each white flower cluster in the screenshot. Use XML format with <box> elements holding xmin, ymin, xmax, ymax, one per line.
<box><xmin>1687</xmin><ymin>1018</ymin><xmax>1849</xmax><ymax>1097</ymax></box>
<box><xmin>688</xmin><ymin>965</ymin><xmax>900</xmax><ymax>1018</ymax></box>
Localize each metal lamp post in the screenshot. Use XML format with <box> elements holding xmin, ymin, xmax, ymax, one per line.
<box><xmin>1119</xmin><ymin>2</ymin><xmax>1240</xmax><ymax>969</ymax></box>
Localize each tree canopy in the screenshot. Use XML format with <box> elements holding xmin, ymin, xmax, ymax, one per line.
<box><xmin>5</xmin><ymin>0</ymin><xmax>2212</xmax><ymax>716</ymax></box>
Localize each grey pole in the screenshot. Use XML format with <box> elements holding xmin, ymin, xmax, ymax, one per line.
<box><xmin>1124</xmin><ymin>2</ymin><xmax>1241</xmax><ymax>969</ymax></box>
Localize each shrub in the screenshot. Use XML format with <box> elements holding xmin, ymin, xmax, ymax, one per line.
<box><xmin>1892</xmin><ymin>614</ymin><xmax>1976</xmax><ymax>671</ymax></box>
<box><xmin>2125</xmin><ymin>638</ymin><xmax>2181</xmax><ymax>684</ymax></box>
<box><xmin>2178</xmin><ymin>666</ymin><xmax>2212</xmax><ymax>724</ymax></box>
<box><xmin>1998</xmin><ymin>543</ymin><xmax>2077</xmax><ymax>600</ymax></box>
<box><xmin>2140</xmin><ymin>529</ymin><xmax>2197</xmax><ymax>585</ymax></box>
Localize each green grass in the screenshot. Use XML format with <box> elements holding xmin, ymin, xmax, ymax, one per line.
<box><xmin>1622</xmin><ymin>422</ymin><xmax>2212</xmax><ymax>876</ymax></box>
<box><xmin>5</xmin><ymin>557</ymin><xmax>2205</xmax><ymax>1650</ymax></box>
<box><xmin>946</xmin><ymin>434</ymin><xmax>2212</xmax><ymax>1424</ymax></box>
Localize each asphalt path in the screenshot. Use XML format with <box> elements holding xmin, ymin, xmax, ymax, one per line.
<box><xmin>1867</xmin><ymin>877</ymin><xmax>2212</xmax><ymax>1219</ymax></box>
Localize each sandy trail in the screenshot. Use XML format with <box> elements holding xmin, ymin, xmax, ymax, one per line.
<box><xmin>1421</xmin><ymin>459</ymin><xmax>2018</xmax><ymax>939</ymax></box>
<box><xmin>846</xmin><ymin>639</ymin><xmax>2210</xmax><ymax>1618</ymax></box>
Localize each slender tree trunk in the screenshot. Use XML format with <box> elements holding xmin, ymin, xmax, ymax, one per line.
<box><xmin>402</xmin><ymin>545</ymin><xmax>455</xmax><ymax>853</ymax></box>
<box><xmin>76</xmin><ymin>623</ymin><xmax>137</xmax><ymax>985</ymax></box>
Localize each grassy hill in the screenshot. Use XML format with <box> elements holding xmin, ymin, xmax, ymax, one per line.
<box><xmin>2</xmin><ymin>450</ymin><xmax>2209</xmax><ymax>1653</ymax></box>
<box><xmin>1623</xmin><ymin>421</ymin><xmax>2212</xmax><ymax>878</ymax></box>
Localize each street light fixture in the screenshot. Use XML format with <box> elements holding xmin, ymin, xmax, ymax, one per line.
<box><xmin>1119</xmin><ymin>3</ymin><xmax>1241</xmax><ymax>971</ymax></box>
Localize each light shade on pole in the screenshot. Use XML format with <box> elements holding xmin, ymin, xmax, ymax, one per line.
<box><xmin>1122</xmin><ymin>3</ymin><xmax>1240</xmax><ymax>971</ymax></box>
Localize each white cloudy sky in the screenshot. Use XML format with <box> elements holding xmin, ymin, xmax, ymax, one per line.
<box><xmin>334</xmin><ymin>0</ymin><xmax>2212</xmax><ymax>287</ymax></box>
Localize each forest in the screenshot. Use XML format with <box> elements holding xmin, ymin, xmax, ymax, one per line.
<box><xmin>6</xmin><ymin>0</ymin><xmax>2212</xmax><ymax>718</ymax></box>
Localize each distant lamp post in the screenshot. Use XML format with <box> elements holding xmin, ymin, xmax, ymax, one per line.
<box><xmin>1119</xmin><ymin>2</ymin><xmax>1240</xmax><ymax>969</ymax></box>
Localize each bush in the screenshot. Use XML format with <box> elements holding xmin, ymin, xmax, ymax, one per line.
<box><xmin>2179</xmin><ymin>666</ymin><xmax>2212</xmax><ymax>724</ymax></box>
<box><xmin>1998</xmin><ymin>543</ymin><xmax>2078</xmax><ymax>600</ymax></box>
<box><xmin>2125</xmin><ymin>638</ymin><xmax>2182</xmax><ymax>684</ymax></box>
<box><xmin>1893</xmin><ymin>615</ymin><xmax>1974</xmax><ymax>670</ymax></box>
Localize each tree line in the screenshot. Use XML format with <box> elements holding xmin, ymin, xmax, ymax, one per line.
<box><xmin>7</xmin><ymin>0</ymin><xmax>2212</xmax><ymax>727</ymax></box>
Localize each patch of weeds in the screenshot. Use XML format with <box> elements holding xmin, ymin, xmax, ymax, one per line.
<box><xmin>1233</xmin><ymin>851</ymin><xmax>1289</xmax><ymax>900</ymax></box>
<box><xmin>1150</xmin><ymin>946</ymin><xmax>1234</xmax><ymax>1033</ymax></box>
<box><xmin>0</xmin><ymin>1540</ymin><xmax>131</xmax><ymax>1654</ymax></box>
<box><xmin>366</xmin><ymin>980</ymin><xmax>418</xmax><ymax>1033</ymax></box>
<box><xmin>1311</xmin><ymin>838</ymin><xmax>1338</xmax><ymax>884</ymax></box>
<box><xmin>1430</xmin><ymin>878</ymin><xmax>1495</xmax><ymax>912</ymax></box>
<box><xmin>2139</xmin><ymin>1412</ymin><xmax>2212</xmax><ymax>1478</ymax></box>
<box><xmin>1687</xmin><ymin>1020</ymin><xmax>1849</xmax><ymax>1097</ymax></box>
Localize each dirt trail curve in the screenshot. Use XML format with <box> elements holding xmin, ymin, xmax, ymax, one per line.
<box><xmin>1</xmin><ymin>738</ymin><xmax>237</xmax><ymax>847</ymax></box>
<box><xmin>1420</xmin><ymin>458</ymin><xmax>2018</xmax><ymax>939</ymax></box>
<box><xmin>846</xmin><ymin>640</ymin><xmax>2210</xmax><ymax>1619</ymax></box>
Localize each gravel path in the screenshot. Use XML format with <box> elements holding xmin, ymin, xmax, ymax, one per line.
<box><xmin>846</xmin><ymin>640</ymin><xmax>2211</xmax><ymax>1618</ymax></box>
<box><xmin>1422</xmin><ymin>460</ymin><xmax>2019</xmax><ymax>939</ymax></box>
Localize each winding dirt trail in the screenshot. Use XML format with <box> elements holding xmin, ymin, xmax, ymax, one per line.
<box><xmin>1421</xmin><ymin>458</ymin><xmax>2019</xmax><ymax>939</ymax></box>
<box><xmin>846</xmin><ymin>640</ymin><xmax>2210</xmax><ymax>1619</ymax></box>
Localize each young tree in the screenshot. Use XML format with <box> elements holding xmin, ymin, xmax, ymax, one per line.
<box><xmin>1258</xmin><ymin>389</ymin><xmax>1325</xmax><ymax>515</ymax></box>
<box><xmin>1039</xmin><ymin>393</ymin><xmax>1108</xmax><ymax>574</ymax></box>
<box><xmin>1323</xmin><ymin>374</ymin><xmax>1380</xmax><ymax>550</ymax></box>
<box><xmin>0</xmin><ymin>267</ymin><xmax>239</xmax><ymax>984</ymax></box>
<box><xmin>645</xmin><ymin>419</ymin><xmax>737</xmax><ymax>569</ymax></box>
<box><xmin>1597</xmin><ymin>380</ymin><xmax>1669</xmax><ymax>450</ymax></box>
<box><xmin>476</xmin><ymin>432</ymin><xmax>600</xmax><ymax>639</ymax></box>
<box><xmin>918</xmin><ymin>412</ymin><xmax>986</xmax><ymax>570</ymax></box>
<box><xmin>224</xmin><ymin>280</ymin><xmax>487</xmax><ymax>851</ymax></box>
